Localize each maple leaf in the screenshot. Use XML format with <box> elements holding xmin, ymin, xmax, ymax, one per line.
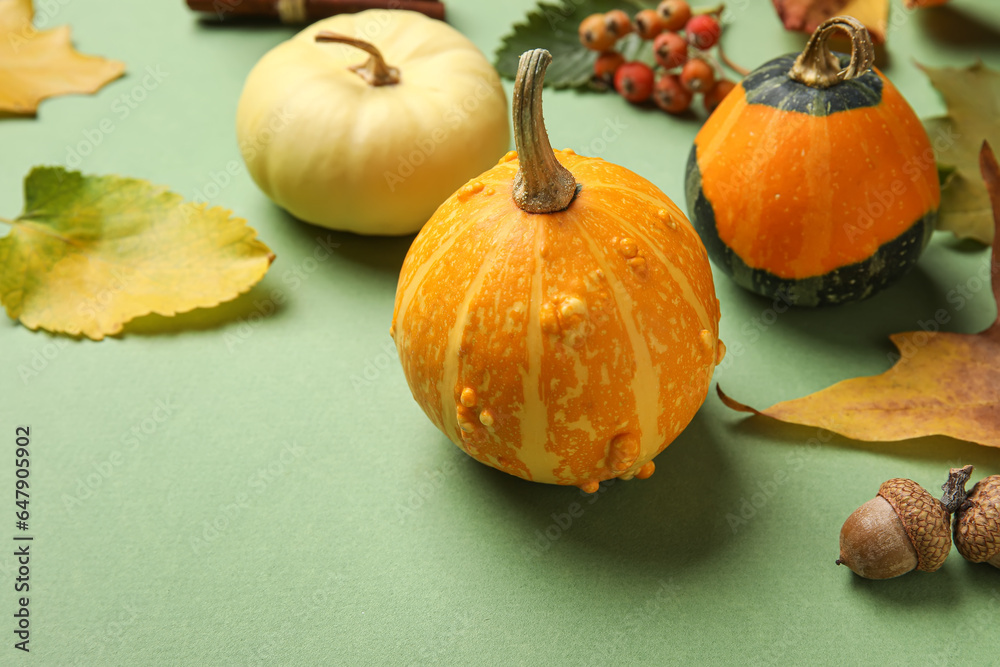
<box><xmin>920</xmin><ymin>61</ymin><xmax>1000</xmax><ymax>245</ymax></box>
<box><xmin>0</xmin><ymin>0</ymin><xmax>124</xmax><ymax>115</ymax></box>
<box><xmin>771</xmin><ymin>0</ymin><xmax>889</xmax><ymax>43</ymax></box>
<box><xmin>718</xmin><ymin>142</ymin><xmax>1000</xmax><ymax>448</ymax></box>
<box><xmin>0</xmin><ymin>167</ymin><xmax>275</xmax><ymax>340</ymax></box>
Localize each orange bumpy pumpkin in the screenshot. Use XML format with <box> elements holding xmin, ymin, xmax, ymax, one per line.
<box><xmin>392</xmin><ymin>49</ymin><xmax>724</xmax><ymax>492</ymax></box>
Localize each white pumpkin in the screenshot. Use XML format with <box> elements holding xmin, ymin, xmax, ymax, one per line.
<box><xmin>236</xmin><ymin>10</ymin><xmax>510</xmax><ymax>235</ymax></box>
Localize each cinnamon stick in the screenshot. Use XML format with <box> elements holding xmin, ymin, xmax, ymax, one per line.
<box><xmin>185</xmin><ymin>0</ymin><xmax>446</xmax><ymax>22</ymax></box>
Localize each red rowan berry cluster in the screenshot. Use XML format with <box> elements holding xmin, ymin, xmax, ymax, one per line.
<box><xmin>579</xmin><ymin>2</ymin><xmax>737</xmax><ymax>115</ymax></box>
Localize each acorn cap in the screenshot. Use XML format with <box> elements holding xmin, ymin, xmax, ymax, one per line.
<box><xmin>954</xmin><ymin>475</ymin><xmax>1000</xmax><ymax>564</ymax></box>
<box><xmin>878</xmin><ymin>478</ymin><xmax>952</xmax><ymax>572</ymax></box>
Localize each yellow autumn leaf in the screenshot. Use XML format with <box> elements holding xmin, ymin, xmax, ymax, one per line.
<box><xmin>719</xmin><ymin>142</ymin><xmax>1000</xmax><ymax>448</ymax></box>
<box><xmin>0</xmin><ymin>0</ymin><xmax>124</xmax><ymax>115</ymax></box>
<box><xmin>772</xmin><ymin>0</ymin><xmax>889</xmax><ymax>43</ymax></box>
<box><xmin>0</xmin><ymin>167</ymin><xmax>275</xmax><ymax>340</ymax></box>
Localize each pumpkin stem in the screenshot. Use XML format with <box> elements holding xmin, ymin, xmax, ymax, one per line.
<box><xmin>512</xmin><ymin>49</ymin><xmax>577</xmax><ymax>214</ymax></box>
<box><xmin>314</xmin><ymin>32</ymin><xmax>400</xmax><ymax>87</ymax></box>
<box><xmin>787</xmin><ymin>16</ymin><xmax>874</xmax><ymax>89</ymax></box>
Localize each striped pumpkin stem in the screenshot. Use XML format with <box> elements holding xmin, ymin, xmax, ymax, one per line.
<box><xmin>787</xmin><ymin>16</ymin><xmax>875</xmax><ymax>89</ymax></box>
<box><xmin>512</xmin><ymin>49</ymin><xmax>578</xmax><ymax>214</ymax></box>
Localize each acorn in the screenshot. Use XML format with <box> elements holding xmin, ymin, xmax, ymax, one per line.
<box><xmin>837</xmin><ymin>476</ymin><xmax>954</xmax><ymax>579</ymax></box>
<box><xmin>953</xmin><ymin>474</ymin><xmax>1000</xmax><ymax>569</ymax></box>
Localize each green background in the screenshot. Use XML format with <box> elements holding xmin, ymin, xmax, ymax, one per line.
<box><xmin>2</xmin><ymin>0</ymin><xmax>1000</xmax><ymax>664</ymax></box>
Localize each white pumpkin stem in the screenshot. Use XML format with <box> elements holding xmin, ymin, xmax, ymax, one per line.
<box><xmin>787</xmin><ymin>16</ymin><xmax>874</xmax><ymax>89</ymax></box>
<box><xmin>512</xmin><ymin>49</ymin><xmax>577</xmax><ymax>214</ymax></box>
<box><xmin>314</xmin><ymin>32</ymin><xmax>400</xmax><ymax>87</ymax></box>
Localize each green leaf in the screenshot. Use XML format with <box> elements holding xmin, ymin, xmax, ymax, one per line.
<box><xmin>495</xmin><ymin>0</ymin><xmax>656</xmax><ymax>90</ymax></box>
<box><xmin>0</xmin><ymin>167</ymin><xmax>275</xmax><ymax>340</ymax></box>
<box><xmin>919</xmin><ymin>61</ymin><xmax>1000</xmax><ymax>244</ymax></box>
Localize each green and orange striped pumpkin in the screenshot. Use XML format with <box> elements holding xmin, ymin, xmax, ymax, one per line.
<box><xmin>686</xmin><ymin>17</ymin><xmax>940</xmax><ymax>306</ymax></box>
<box><xmin>392</xmin><ymin>49</ymin><xmax>724</xmax><ymax>492</ymax></box>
